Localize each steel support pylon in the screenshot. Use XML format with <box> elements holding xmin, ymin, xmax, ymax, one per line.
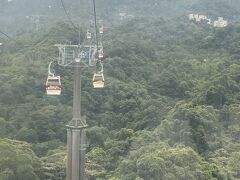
<box><xmin>66</xmin><ymin>62</ymin><xmax>87</xmax><ymax>180</ymax></box>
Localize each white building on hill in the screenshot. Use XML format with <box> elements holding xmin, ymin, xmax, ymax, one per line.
<box><xmin>188</xmin><ymin>14</ymin><xmax>228</xmax><ymax>28</ymax></box>
<box><xmin>214</xmin><ymin>17</ymin><xmax>228</xmax><ymax>28</ymax></box>
<box><xmin>189</xmin><ymin>14</ymin><xmax>208</xmax><ymax>22</ymax></box>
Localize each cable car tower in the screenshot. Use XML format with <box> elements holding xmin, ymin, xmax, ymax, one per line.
<box><xmin>45</xmin><ymin>0</ymin><xmax>105</xmax><ymax>179</ymax></box>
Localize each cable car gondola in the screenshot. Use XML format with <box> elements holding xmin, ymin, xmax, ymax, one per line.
<box><xmin>93</xmin><ymin>72</ymin><xmax>104</xmax><ymax>88</ymax></box>
<box><xmin>45</xmin><ymin>61</ymin><xmax>61</xmax><ymax>95</ymax></box>
<box><xmin>99</xmin><ymin>25</ymin><xmax>104</xmax><ymax>34</ymax></box>
<box><xmin>98</xmin><ymin>49</ymin><xmax>104</xmax><ymax>60</ymax></box>
<box><xmin>87</xmin><ymin>31</ymin><xmax>92</xmax><ymax>39</ymax></box>
<box><xmin>45</xmin><ymin>76</ymin><xmax>61</xmax><ymax>95</ymax></box>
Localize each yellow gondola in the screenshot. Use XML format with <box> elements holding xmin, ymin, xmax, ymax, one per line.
<box><xmin>99</xmin><ymin>25</ymin><xmax>104</xmax><ymax>34</ymax></box>
<box><xmin>93</xmin><ymin>73</ymin><xmax>104</xmax><ymax>88</ymax></box>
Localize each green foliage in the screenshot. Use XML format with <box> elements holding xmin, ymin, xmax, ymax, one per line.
<box><xmin>115</xmin><ymin>142</ymin><xmax>224</xmax><ymax>180</ymax></box>
<box><xmin>86</xmin><ymin>147</ymin><xmax>110</xmax><ymax>179</ymax></box>
<box><xmin>0</xmin><ymin>139</ymin><xmax>41</xmax><ymax>180</ymax></box>
<box><xmin>0</xmin><ymin>118</ymin><xmax>16</xmax><ymax>138</ymax></box>
<box><xmin>40</xmin><ymin>147</ymin><xmax>66</xmax><ymax>180</ymax></box>
<box><xmin>87</xmin><ymin>126</ymin><xmax>109</xmax><ymax>149</ymax></box>
<box><xmin>1</xmin><ymin>9</ymin><xmax>240</xmax><ymax>179</ymax></box>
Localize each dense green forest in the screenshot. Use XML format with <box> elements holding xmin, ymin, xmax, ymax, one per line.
<box><xmin>0</xmin><ymin>0</ymin><xmax>240</xmax><ymax>180</ymax></box>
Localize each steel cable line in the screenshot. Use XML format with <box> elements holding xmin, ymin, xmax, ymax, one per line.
<box><xmin>59</xmin><ymin>0</ymin><xmax>92</xmax><ymax>54</ymax></box>
<box><xmin>0</xmin><ymin>0</ymin><xmax>99</xmax><ymax>63</ymax></box>
<box><xmin>92</xmin><ymin>0</ymin><xmax>99</xmax><ymax>49</ymax></box>
<box><xmin>60</xmin><ymin>0</ymin><xmax>79</xmax><ymax>31</ymax></box>
<box><xmin>92</xmin><ymin>0</ymin><xmax>103</xmax><ymax>72</ymax></box>
<box><xmin>0</xmin><ymin>0</ymin><xmax>81</xmax><ymax>65</ymax></box>
<box><xmin>1</xmin><ymin>0</ymin><xmax>92</xmax><ymax>45</ymax></box>
<box><xmin>0</xmin><ymin>30</ymin><xmax>18</xmax><ymax>43</ymax></box>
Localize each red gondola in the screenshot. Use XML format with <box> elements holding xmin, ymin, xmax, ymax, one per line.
<box><xmin>98</xmin><ymin>49</ymin><xmax>104</xmax><ymax>60</ymax></box>
<box><xmin>45</xmin><ymin>76</ymin><xmax>61</xmax><ymax>95</ymax></box>
<box><xmin>87</xmin><ymin>31</ymin><xmax>91</xmax><ymax>39</ymax></box>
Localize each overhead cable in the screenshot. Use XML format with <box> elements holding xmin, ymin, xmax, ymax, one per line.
<box><xmin>92</xmin><ymin>0</ymin><xmax>99</xmax><ymax>48</ymax></box>
<box><xmin>60</xmin><ymin>0</ymin><xmax>79</xmax><ymax>31</ymax></box>
<box><xmin>0</xmin><ymin>30</ymin><xmax>18</xmax><ymax>43</ymax></box>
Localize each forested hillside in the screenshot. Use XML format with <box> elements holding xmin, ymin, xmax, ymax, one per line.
<box><xmin>0</xmin><ymin>14</ymin><xmax>240</xmax><ymax>179</ymax></box>
<box><xmin>1</xmin><ymin>0</ymin><xmax>240</xmax><ymax>35</ymax></box>
<box><xmin>0</xmin><ymin>0</ymin><xmax>240</xmax><ymax>179</ymax></box>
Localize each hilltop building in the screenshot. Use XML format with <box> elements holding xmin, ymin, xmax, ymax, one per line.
<box><xmin>188</xmin><ymin>13</ymin><xmax>194</xmax><ymax>20</ymax></box>
<box><xmin>188</xmin><ymin>14</ymin><xmax>228</xmax><ymax>28</ymax></box>
<box><xmin>207</xmin><ymin>18</ymin><xmax>211</xmax><ymax>24</ymax></box>
<box><xmin>189</xmin><ymin>14</ymin><xmax>207</xmax><ymax>22</ymax></box>
<box><xmin>119</xmin><ymin>12</ymin><xmax>134</xmax><ymax>20</ymax></box>
<box><xmin>119</xmin><ymin>12</ymin><xmax>127</xmax><ymax>20</ymax></box>
<box><xmin>214</xmin><ymin>17</ymin><xmax>228</xmax><ymax>28</ymax></box>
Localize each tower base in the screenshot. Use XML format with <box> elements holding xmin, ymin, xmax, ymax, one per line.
<box><xmin>66</xmin><ymin>125</ymin><xmax>87</xmax><ymax>180</ymax></box>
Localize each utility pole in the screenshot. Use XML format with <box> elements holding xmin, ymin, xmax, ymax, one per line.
<box><xmin>66</xmin><ymin>60</ymin><xmax>87</xmax><ymax>180</ymax></box>
<box><xmin>29</xmin><ymin>15</ymin><xmax>40</xmax><ymax>31</ymax></box>
<box><xmin>53</xmin><ymin>1</ymin><xmax>102</xmax><ymax>179</ymax></box>
<box><xmin>55</xmin><ymin>44</ymin><xmax>97</xmax><ymax>180</ymax></box>
<box><xmin>28</xmin><ymin>15</ymin><xmax>45</xmax><ymax>31</ymax></box>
